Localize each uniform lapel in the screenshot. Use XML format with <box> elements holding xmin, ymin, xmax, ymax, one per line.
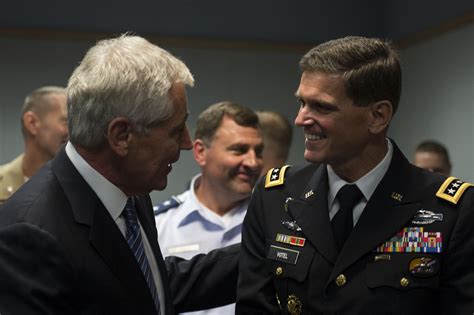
<box><xmin>287</xmin><ymin>165</ymin><xmax>339</xmax><ymax>264</ymax></box>
<box><xmin>52</xmin><ymin>148</ymin><xmax>157</xmax><ymax>314</ymax></box>
<box><xmin>329</xmin><ymin>143</ymin><xmax>421</xmax><ymax>283</ymax></box>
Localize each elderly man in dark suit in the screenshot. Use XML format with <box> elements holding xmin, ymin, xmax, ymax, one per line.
<box><xmin>0</xmin><ymin>34</ymin><xmax>238</xmax><ymax>314</ymax></box>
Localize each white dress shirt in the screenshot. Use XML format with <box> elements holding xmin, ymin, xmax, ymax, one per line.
<box><xmin>155</xmin><ymin>174</ymin><xmax>247</xmax><ymax>315</ymax></box>
<box><xmin>327</xmin><ymin>139</ymin><xmax>394</xmax><ymax>226</ymax></box>
<box><xmin>66</xmin><ymin>142</ymin><xmax>165</xmax><ymax>314</ymax></box>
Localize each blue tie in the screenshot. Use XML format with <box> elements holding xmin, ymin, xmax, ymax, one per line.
<box><xmin>122</xmin><ymin>197</ymin><xmax>161</xmax><ymax>313</ymax></box>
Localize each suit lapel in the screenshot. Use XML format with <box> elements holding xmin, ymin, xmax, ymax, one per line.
<box><xmin>329</xmin><ymin>143</ymin><xmax>422</xmax><ymax>282</ymax></box>
<box><xmin>135</xmin><ymin>196</ymin><xmax>173</xmax><ymax>314</ymax></box>
<box><xmin>89</xmin><ymin>204</ymin><xmax>156</xmax><ymax>312</ymax></box>
<box><xmin>287</xmin><ymin>166</ymin><xmax>339</xmax><ymax>264</ymax></box>
<box><xmin>52</xmin><ymin>148</ymin><xmax>156</xmax><ymax>313</ymax></box>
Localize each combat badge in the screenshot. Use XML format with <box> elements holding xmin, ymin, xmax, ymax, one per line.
<box><xmin>436</xmin><ymin>176</ymin><xmax>473</xmax><ymax>204</ymax></box>
<box><xmin>265</xmin><ymin>165</ymin><xmax>290</xmax><ymax>188</ymax></box>
<box><xmin>411</xmin><ymin>209</ymin><xmax>443</xmax><ymax>225</ymax></box>
<box><xmin>281</xmin><ymin>220</ymin><xmax>302</xmax><ymax>232</ymax></box>
<box><xmin>409</xmin><ymin>257</ymin><xmax>439</xmax><ymax>277</ymax></box>
<box><xmin>276</xmin><ymin>233</ymin><xmax>305</xmax><ymax>247</ymax></box>
<box><xmin>287</xmin><ymin>295</ymin><xmax>302</xmax><ymax>315</ymax></box>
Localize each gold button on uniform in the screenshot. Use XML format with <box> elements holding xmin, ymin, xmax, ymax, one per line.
<box><xmin>400</xmin><ymin>277</ymin><xmax>409</xmax><ymax>287</ymax></box>
<box><xmin>275</xmin><ymin>266</ymin><xmax>283</xmax><ymax>276</ymax></box>
<box><xmin>335</xmin><ymin>274</ymin><xmax>347</xmax><ymax>287</ymax></box>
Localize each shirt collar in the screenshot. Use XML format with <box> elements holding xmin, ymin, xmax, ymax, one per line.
<box><xmin>174</xmin><ymin>174</ymin><xmax>203</xmax><ymax>225</ymax></box>
<box><xmin>175</xmin><ymin>173</ymin><xmax>248</xmax><ymax>228</ymax></box>
<box><xmin>327</xmin><ymin>139</ymin><xmax>393</xmax><ymax>208</ymax></box>
<box><xmin>65</xmin><ymin>142</ymin><xmax>128</xmax><ymax>220</ymax></box>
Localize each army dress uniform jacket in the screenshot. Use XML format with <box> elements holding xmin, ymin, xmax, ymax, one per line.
<box><xmin>236</xmin><ymin>142</ymin><xmax>474</xmax><ymax>314</ymax></box>
<box><xmin>0</xmin><ymin>154</ymin><xmax>25</xmax><ymax>204</ymax></box>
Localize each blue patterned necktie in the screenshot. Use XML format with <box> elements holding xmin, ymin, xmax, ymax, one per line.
<box><xmin>122</xmin><ymin>197</ymin><xmax>161</xmax><ymax>313</ymax></box>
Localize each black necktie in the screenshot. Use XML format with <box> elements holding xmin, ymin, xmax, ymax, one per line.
<box><xmin>122</xmin><ymin>198</ymin><xmax>161</xmax><ymax>313</ymax></box>
<box><xmin>331</xmin><ymin>184</ymin><xmax>363</xmax><ymax>251</ymax></box>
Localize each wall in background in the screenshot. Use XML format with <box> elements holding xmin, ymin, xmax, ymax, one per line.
<box><xmin>389</xmin><ymin>23</ymin><xmax>474</xmax><ymax>181</ymax></box>
<box><xmin>1</xmin><ymin>23</ymin><xmax>472</xmax><ymax>204</ymax></box>
<box><xmin>0</xmin><ymin>36</ymin><xmax>306</xmax><ymax>204</ymax></box>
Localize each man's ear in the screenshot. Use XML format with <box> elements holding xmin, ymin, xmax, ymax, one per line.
<box><xmin>193</xmin><ymin>139</ymin><xmax>207</xmax><ymax>167</ymax></box>
<box><xmin>368</xmin><ymin>100</ymin><xmax>393</xmax><ymax>134</ymax></box>
<box><xmin>107</xmin><ymin>117</ymin><xmax>132</xmax><ymax>156</ymax></box>
<box><xmin>23</xmin><ymin>111</ymin><xmax>41</xmax><ymax>136</ymax></box>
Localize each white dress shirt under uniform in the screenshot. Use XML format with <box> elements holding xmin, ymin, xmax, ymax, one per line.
<box><xmin>327</xmin><ymin>139</ymin><xmax>394</xmax><ymax>226</ymax></box>
<box><xmin>155</xmin><ymin>174</ymin><xmax>248</xmax><ymax>315</ymax></box>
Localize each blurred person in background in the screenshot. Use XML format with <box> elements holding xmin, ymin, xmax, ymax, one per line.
<box><xmin>413</xmin><ymin>140</ymin><xmax>451</xmax><ymax>176</ymax></box>
<box><xmin>0</xmin><ymin>86</ymin><xmax>68</xmax><ymax>204</ymax></box>
<box><xmin>257</xmin><ymin>110</ymin><xmax>293</xmax><ymax>177</ymax></box>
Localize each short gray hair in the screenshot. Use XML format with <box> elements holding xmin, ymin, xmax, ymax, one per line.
<box><xmin>67</xmin><ymin>34</ymin><xmax>194</xmax><ymax>149</ymax></box>
<box><xmin>21</xmin><ymin>86</ymin><xmax>66</xmax><ymax>136</ymax></box>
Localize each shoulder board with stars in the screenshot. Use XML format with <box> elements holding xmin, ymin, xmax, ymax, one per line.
<box><xmin>153</xmin><ymin>196</ymin><xmax>182</xmax><ymax>215</ymax></box>
<box><xmin>436</xmin><ymin>176</ymin><xmax>474</xmax><ymax>205</ymax></box>
<box><xmin>265</xmin><ymin>165</ymin><xmax>291</xmax><ymax>188</ymax></box>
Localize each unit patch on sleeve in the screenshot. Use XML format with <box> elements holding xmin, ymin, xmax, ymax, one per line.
<box><xmin>436</xmin><ymin>176</ymin><xmax>473</xmax><ymax>204</ymax></box>
<box><xmin>265</xmin><ymin>165</ymin><xmax>291</xmax><ymax>188</ymax></box>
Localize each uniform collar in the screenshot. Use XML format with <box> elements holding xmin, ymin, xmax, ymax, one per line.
<box><xmin>327</xmin><ymin>139</ymin><xmax>393</xmax><ymax>208</ymax></box>
<box><xmin>176</xmin><ymin>173</ymin><xmax>248</xmax><ymax>229</ymax></box>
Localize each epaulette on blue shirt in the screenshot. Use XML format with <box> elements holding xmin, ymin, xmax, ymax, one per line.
<box><xmin>153</xmin><ymin>197</ymin><xmax>182</xmax><ymax>216</ymax></box>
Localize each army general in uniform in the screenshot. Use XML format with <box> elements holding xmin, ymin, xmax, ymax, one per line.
<box><xmin>236</xmin><ymin>36</ymin><xmax>474</xmax><ymax>314</ymax></box>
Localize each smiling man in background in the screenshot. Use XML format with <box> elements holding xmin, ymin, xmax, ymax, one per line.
<box><xmin>155</xmin><ymin>101</ymin><xmax>263</xmax><ymax>315</ymax></box>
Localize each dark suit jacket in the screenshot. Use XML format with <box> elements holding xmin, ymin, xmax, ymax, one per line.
<box><xmin>0</xmin><ymin>148</ymin><xmax>239</xmax><ymax>314</ymax></box>
<box><xmin>236</xmin><ymin>141</ymin><xmax>474</xmax><ymax>314</ymax></box>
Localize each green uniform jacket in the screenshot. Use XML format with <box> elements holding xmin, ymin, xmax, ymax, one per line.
<box><xmin>237</xmin><ymin>141</ymin><xmax>474</xmax><ymax>314</ymax></box>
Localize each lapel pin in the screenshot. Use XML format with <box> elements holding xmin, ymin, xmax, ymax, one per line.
<box><xmin>304</xmin><ymin>190</ymin><xmax>314</xmax><ymax>199</ymax></box>
<box><xmin>391</xmin><ymin>192</ymin><xmax>403</xmax><ymax>202</ymax></box>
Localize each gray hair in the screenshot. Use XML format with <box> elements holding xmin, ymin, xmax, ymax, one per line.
<box><xmin>67</xmin><ymin>34</ymin><xmax>194</xmax><ymax>149</ymax></box>
<box><xmin>300</xmin><ymin>36</ymin><xmax>401</xmax><ymax>113</ymax></box>
<box><xmin>21</xmin><ymin>86</ymin><xmax>66</xmax><ymax>136</ymax></box>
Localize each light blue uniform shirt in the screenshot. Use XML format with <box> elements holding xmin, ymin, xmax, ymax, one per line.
<box><xmin>155</xmin><ymin>174</ymin><xmax>248</xmax><ymax>315</ymax></box>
